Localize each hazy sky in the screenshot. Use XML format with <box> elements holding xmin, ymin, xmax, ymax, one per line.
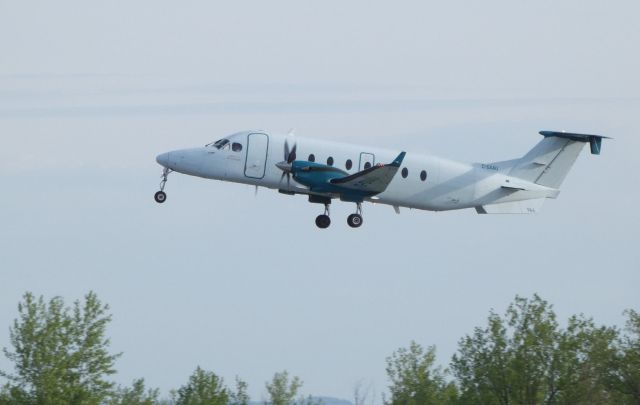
<box><xmin>1</xmin><ymin>1</ymin><xmax>639</xmax><ymax>401</ymax></box>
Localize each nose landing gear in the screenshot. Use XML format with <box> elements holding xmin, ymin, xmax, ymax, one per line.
<box><xmin>315</xmin><ymin>204</ymin><xmax>331</xmax><ymax>229</ymax></box>
<box><xmin>347</xmin><ymin>203</ymin><xmax>363</xmax><ymax>228</ymax></box>
<box><xmin>154</xmin><ymin>191</ymin><xmax>166</xmax><ymax>203</ymax></box>
<box><xmin>154</xmin><ymin>168</ymin><xmax>172</xmax><ymax>204</ymax></box>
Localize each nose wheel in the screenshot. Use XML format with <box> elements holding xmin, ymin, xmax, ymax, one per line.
<box><xmin>154</xmin><ymin>168</ymin><xmax>172</xmax><ymax>204</ymax></box>
<box><xmin>154</xmin><ymin>191</ymin><xmax>167</xmax><ymax>203</ymax></box>
<box><xmin>315</xmin><ymin>204</ymin><xmax>331</xmax><ymax>229</ymax></box>
<box><xmin>347</xmin><ymin>203</ymin><xmax>363</xmax><ymax>228</ymax></box>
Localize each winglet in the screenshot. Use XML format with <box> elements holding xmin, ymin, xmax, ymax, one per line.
<box><xmin>389</xmin><ymin>152</ymin><xmax>406</xmax><ymax>167</ymax></box>
<box><xmin>539</xmin><ymin>130</ymin><xmax>611</xmax><ymax>155</ymax></box>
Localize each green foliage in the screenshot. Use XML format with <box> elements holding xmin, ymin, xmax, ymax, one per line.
<box><xmin>552</xmin><ymin>315</ymin><xmax>619</xmax><ymax>404</ymax></box>
<box><xmin>173</xmin><ymin>367</ymin><xmax>229</xmax><ymax>405</ymax></box>
<box><xmin>0</xmin><ymin>292</ymin><xmax>120</xmax><ymax>405</ymax></box>
<box><xmin>265</xmin><ymin>371</ymin><xmax>302</xmax><ymax>405</ymax></box>
<box><xmin>110</xmin><ymin>379</ymin><xmax>159</xmax><ymax>405</ymax></box>
<box><xmin>450</xmin><ymin>294</ymin><xmax>622</xmax><ymax>405</ymax></box>
<box><xmin>230</xmin><ymin>376</ymin><xmax>250</xmax><ymax>405</ymax></box>
<box><xmin>607</xmin><ymin>309</ymin><xmax>640</xmax><ymax>404</ymax></box>
<box><xmin>0</xmin><ymin>385</ymin><xmax>30</xmax><ymax>405</ymax></box>
<box><xmin>1</xmin><ymin>291</ymin><xmax>637</xmax><ymax>405</ymax></box>
<box><xmin>384</xmin><ymin>341</ymin><xmax>456</xmax><ymax>405</ymax></box>
<box><xmin>451</xmin><ymin>295</ymin><xmax>560</xmax><ymax>404</ymax></box>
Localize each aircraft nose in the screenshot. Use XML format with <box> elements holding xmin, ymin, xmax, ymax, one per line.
<box><xmin>156</xmin><ymin>152</ymin><xmax>171</xmax><ymax>167</ymax></box>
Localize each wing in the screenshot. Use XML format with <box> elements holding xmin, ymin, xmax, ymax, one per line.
<box><xmin>330</xmin><ymin>152</ymin><xmax>406</xmax><ymax>194</ymax></box>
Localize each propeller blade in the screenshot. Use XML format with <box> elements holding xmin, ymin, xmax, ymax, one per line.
<box><xmin>284</xmin><ymin>131</ymin><xmax>297</xmax><ymax>163</ymax></box>
<box><xmin>287</xmin><ymin>143</ymin><xmax>297</xmax><ymax>163</ymax></box>
<box><xmin>284</xmin><ymin>139</ymin><xmax>290</xmax><ymax>161</ymax></box>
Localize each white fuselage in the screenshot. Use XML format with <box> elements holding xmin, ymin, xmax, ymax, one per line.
<box><xmin>157</xmin><ymin>130</ymin><xmax>557</xmax><ymax>212</ymax></box>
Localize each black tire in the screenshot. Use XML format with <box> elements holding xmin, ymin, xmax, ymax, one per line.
<box><xmin>315</xmin><ymin>214</ymin><xmax>331</xmax><ymax>229</ymax></box>
<box><xmin>347</xmin><ymin>213</ymin><xmax>363</xmax><ymax>228</ymax></box>
<box><xmin>154</xmin><ymin>191</ymin><xmax>167</xmax><ymax>203</ymax></box>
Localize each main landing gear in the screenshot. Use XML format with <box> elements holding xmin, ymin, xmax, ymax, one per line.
<box><xmin>347</xmin><ymin>203</ymin><xmax>363</xmax><ymax>228</ymax></box>
<box><xmin>315</xmin><ymin>204</ymin><xmax>331</xmax><ymax>229</ymax></box>
<box><xmin>313</xmin><ymin>201</ymin><xmax>364</xmax><ymax>229</ymax></box>
<box><xmin>154</xmin><ymin>168</ymin><xmax>172</xmax><ymax>203</ymax></box>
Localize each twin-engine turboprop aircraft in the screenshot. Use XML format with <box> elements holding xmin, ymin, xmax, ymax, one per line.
<box><xmin>154</xmin><ymin>130</ymin><xmax>608</xmax><ymax>228</ymax></box>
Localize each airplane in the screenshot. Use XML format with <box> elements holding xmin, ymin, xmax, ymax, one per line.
<box><xmin>154</xmin><ymin>130</ymin><xmax>609</xmax><ymax>228</ymax></box>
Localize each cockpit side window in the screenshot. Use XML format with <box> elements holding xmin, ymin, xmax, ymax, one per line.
<box><xmin>232</xmin><ymin>142</ymin><xmax>243</xmax><ymax>152</ymax></box>
<box><xmin>206</xmin><ymin>139</ymin><xmax>230</xmax><ymax>149</ymax></box>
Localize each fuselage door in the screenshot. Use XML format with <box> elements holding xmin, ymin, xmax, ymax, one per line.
<box><xmin>244</xmin><ymin>133</ymin><xmax>269</xmax><ymax>179</ymax></box>
<box><xmin>359</xmin><ymin>152</ymin><xmax>375</xmax><ymax>170</ymax></box>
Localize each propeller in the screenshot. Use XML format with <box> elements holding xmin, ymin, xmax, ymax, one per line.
<box><xmin>276</xmin><ymin>136</ymin><xmax>297</xmax><ymax>188</ymax></box>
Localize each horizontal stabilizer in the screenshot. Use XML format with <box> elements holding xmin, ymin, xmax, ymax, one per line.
<box><xmin>501</xmin><ymin>177</ymin><xmax>535</xmax><ymax>191</ymax></box>
<box><xmin>539</xmin><ymin>130</ymin><xmax>611</xmax><ymax>155</ymax></box>
<box><xmin>475</xmin><ymin>198</ymin><xmax>545</xmax><ymax>214</ymax></box>
<box><xmin>501</xmin><ymin>185</ymin><xmax>526</xmax><ymax>191</ymax></box>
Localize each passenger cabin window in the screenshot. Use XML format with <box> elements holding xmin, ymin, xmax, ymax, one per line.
<box><xmin>232</xmin><ymin>142</ymin><xmax>243</xmax><ymax>152</ymax></box>
<box><xmin>345</xmin><ymin>159</ymin><xmax>353</xmax><ymax>170</ymax></box>
<box><xmin>308</xmin><ymin>154</ymin><xmax>315</xmax><ymax>162</ymax></box>
<box><xmin>401</xmin><ymin>167</ymin><xmax>408</xmax><ymax>178</ymax></box>
<box><xmin>327</xmin><ymin>156</ymin><xmax>334</xmax><ymax>166</ymax></box>
<box><xmin>364</xmin><ymin>162</ymin><xmax>372</xmax><ymax>169</ymax></box>
<box><xmin>420</xmin><ymin>170</ymin><xmax>427</xmax><ymax>181</ymax></box>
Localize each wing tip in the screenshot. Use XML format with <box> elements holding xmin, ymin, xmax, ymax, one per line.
<box><xmin>390</xmin><ymin>151</ymin><xmax>406</xmax><ymax>167</ymax></box>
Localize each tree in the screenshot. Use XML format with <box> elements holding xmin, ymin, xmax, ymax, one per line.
<box><xmin>230</xmin><ymin>376</ymin><xmax>250</xmax><ymax>405</ymax></box>
<box><xmin>173</xmin><ymin>367</ymin><xmax>229</xmax><ymax>405</ymax></box>
<box><xmin>353</xmin><ymin>380</ymin><xmax>373</xmax><ymax>405</ymax></box>
<box><xmin>110</xmin><ymin>379</ymin><xmax>159</xmax><ymax>405</ymax></box>
<box><xmin>265</xmin><ymin>371</ymin><xmax>303</xmax><ymax>405</ymax></box>
<box><xmin>550</xmin><ymin>315</ymin><xmax>619</xmax><ymax>404</ymax></box>
<box><xmin>0</xmin><ymin>292</ymin><xmax>120</xmax><ymax>405</ymax></box>
<box><xmin>608</xmin><ymin>309</ymin><xmax>640</xmax><ymax>404</ymax></box>
<box><xmin>384</xmin><ymin>341</ymin><xmax>456</xmax><ymax>405</ymax></box>
<box><xmin>451</xmin><ymin>294</ymin><xmax>620</xmax><ymax>405</ymax></box>
<box><xmin>0</xmin><ymin>382</ymin><xmax>28</xmax><ymax>405</ymax></box>
<box><xmin>453</xmin><ymin>295</ymin><xmax>563</xmax><ymax>404</ymax></box>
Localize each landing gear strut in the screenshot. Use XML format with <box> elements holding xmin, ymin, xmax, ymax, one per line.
<box><xmin>347</xmin><ymin>203</ymin><xmax>363</xmax><ymax>228</ymax></box>
<box><xmin>154</xmin><ymin>168</ymin><xmax>171</xmax><ymax>203</ymax></box>
<box><xmin>315</xmin><ymin>204</ymin><xmax>331</xmax><ymax>229</ymax></box>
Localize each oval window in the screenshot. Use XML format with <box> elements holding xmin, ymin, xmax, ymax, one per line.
<box><xmin>308</xmin><ymin>154</ymin><xmax>315</xmax><ymax>162</ymax></box>
<box><xmin>232</xmin><ymin>142</ymin><xmax>243</xmax><ymax>152</ymax></box>
<box><xmin>401</xmin><ymin>167</ymin><xmax>408</xmax><ymax>178</ymax></box>
<box><xmin>420</xmin><ymin>170</ymin><xmax>427</xmax><ymax>181</ymax></box>
<box><xmin>364</xmin><ymin>162</ymin><xmax>372</xmax><ymax>169</ymax></box>
<box><xmin>345</xmin><ymin>159</ymin><xmax>353</xmax><ymax>170</ymax></box>
<box><xmin>327</xmin><ymin>156</ymin><xmax>334</xmax><ymax>166</ymax></box>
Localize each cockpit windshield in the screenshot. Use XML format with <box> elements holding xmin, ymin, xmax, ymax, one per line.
<box><xmin>206</xmin><ymin>139</ymin><xmax>230</xmax><ymax>149</ymax></box>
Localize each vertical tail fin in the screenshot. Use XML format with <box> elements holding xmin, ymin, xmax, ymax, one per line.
<box><xmin>509</xmin><ymin>131</ymin><xmax>610</xmax><ymax>188</ymax></box>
